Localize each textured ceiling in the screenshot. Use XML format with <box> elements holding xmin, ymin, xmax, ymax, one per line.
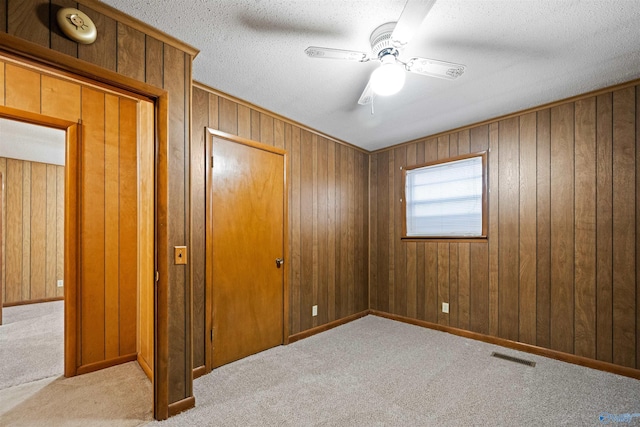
<box><xmin>100</xmin><ymin>0</ymin><xmax>640</xmax><ymax>151</ymax></box>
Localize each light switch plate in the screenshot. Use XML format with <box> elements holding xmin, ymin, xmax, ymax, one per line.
<box><xmin>312</xmin><ymin>305</ymin><xmax>318</xmax><ymax>317</ymax></box>
<box><xmin>174</xmin><ymin>246</ymin><xmax>187</xmax><ymax>265</ymax></box>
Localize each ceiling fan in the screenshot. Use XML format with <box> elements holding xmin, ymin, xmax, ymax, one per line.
<box><xmin>304</xmin><ymin>0</ymin><xmax>466</xmax><ymax>105</ymax></box>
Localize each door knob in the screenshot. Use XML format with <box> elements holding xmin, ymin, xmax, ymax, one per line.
<box><xmin>275</xmin><ymin>258</ymin><xmax>284</xmax><ymax>268</ymax></box>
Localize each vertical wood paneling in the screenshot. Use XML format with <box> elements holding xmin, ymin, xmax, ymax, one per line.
<box><xmin>488</xmin><ymin>122</ymin><xmax>499</xmax><ymax>337</ymax></box>
<box><xmin>5</xmin><ymin>64</ymin><xmax>40</xmax><ymax>113</ymax></box>
<box><xmin>45</xmin><ymin>165</ymin><xmax>57</xmax><ymax>298</ymax></box>
<box><xmin>218</xmin><ymin>97</ymin><xmax>238</xmax><ymax>135</ymax></box>
<box><xmin>519</xmin><ymin>112</ymin><xmax>537</xmax><ymax>345</ymax></box>
<box><xmin>163</xmin><ymin>45</ymin><xmax>187</xmax><ymax>402</ymax></box>
<box><xmin>339</xmin><ymin>145</ymin><xmax>350</xmax><ymax>318</ymax></box>
<box><xmin>394</xmin><ymin>146</ymin><xmax>406</xmax><ymax>316</ymax></box>
<box><xmin>311</xmin><ymin>135</ymin><xmax>318</xmax><ymax>327</ymax></box>
<box><xmin>369</xmin><ymin>154</ymin><xmax>378</xmax><ymax>311</ymax></box>
<box><xmin>317</xmin><ymin>137</ymin><xmax>328</xmax><ymax>324</ymax></box>
<box><xmin>7</xmin><ymin>0</ymin><xmax>49</xmax><ymax>48</ymax></box>
<box><xmin>347</xmin><ymin>147</ymin><xmax>356</xmax><ymax>314</ymax></box>
<box><xmin>387</xmin><ymin>149</ymin><xmax>395</xmax><ymax>313</ymax></box>
<box><xmin>469</xmin><ymin>127</ymin><xmax>489</xmax><ymax>334</ymax></box>
<box><xmin>536</xmin><ymin>109</ymin><xmax>552</xmax><ymax>348</ymax></box>
<box><xmin>327</xmin><ymin>137</ymin><xmax>336</xmax><ymax>321</ymax></box>
<box><xmin>30</xmin><ymin>163</ymin><xmax>46</xmax><ymax>301</ymax></box>
<box><xmin>299</xmin><ymin>130</ymin><xmax>313</xmax><ymax>331</ymax></box>
<box><xmin>406</xmin><ymin>143</ymin><xmax>417</xmax><ymax>319</ymax></box>
<box><xmin>144</xmin><ymin>36</ymin><xmax>164</xmax><ymax>88</ymax></box>
<box><xmin>290</xmin><ymin>126</ymin><xmax>301</xmax><ymax>332</ymax></box>
<box><xmin>2</xmin><ymin>3</ymin><xmax>197</xmax><ymax>411</ymax></box>
<box><xmin>370</xmin><ymin>82</ymin><xmax>640</xmax><ymax>374</ymax></box>
<box><xmin>415</xmin><ymin>141</ymin><xmax>425</xmax><ymax>320</ymax></box>
<box><xmin>81</xmin><ymin>87</ymin><xmax>106</xmax><ymax>365</ymax></box>
<box><xmin>457</xmin><ymin>131</ymin><xmax>470</xmax><ymax>330</ymax></box>
<box><xmin>21</xmin><ymin>163</ymin><xmax>31</xmax><ymax>301</ymax></box>
<box><xmin>260</xmin><ymin>113</ymin><xmax>274</xmax><ymax>146</ymax></box>
<box><xmin>274</xmin><ymin>120</ymin><xmax>285</xmax><ymax>150</ymax></box>
<box><xmin>104</xmin><ymin>94</ymin><xmax>120</xmax><ymax>360</ymax></box>
<box><xmin>118</xmin><ymin>98</ymin><xmax>138</xmax><ymax>356</ymax></box>
<box><xmin>250</xmin><ymin>109</ymin><xmax>260</xmax><ymax>141</ymax></box>
<box><xmin>117</xmin><ymin>23</ymin><xmax>146</xmax><ymax>81</ymax></box>
<box><xmin>191</xmin><ymin>87</ymin><xmax>208</xmax><ymax>369</ymax></box>
<box><xmin>424</xmin><ymin>139</ymin><xmax>438</xmax><ymax>323</ymax></box>
<box><xmin>77</xmin><ymin>5</ymin><xmax>117</xmax><ymax>72</ymax></box>
<box><xmin>0</xmin><ymin>0</ymin><xmax>7</xmax><ymax>33</ymax></box>
<box><xmin>50</xmin><ymin>0</ymin><xmax>79</xmax><ymax>58</ymax></box>
<box><xmin>574</xmin><ymin>97</ymin><xmax>597</xmax><ymax>359</ymax></box>
<box><xmin>612</xmin><ymin>87</ymin><xmax>636</xmax><ymax>368</ymax></box>
<box><xmin>550</xmin><ymin>103</ymin><xmax>575</xmax><ymax>354</ymax></box>
<box><xmin>437</xmin><ymin>137</ymin><xmax>449</xmax><ymax>325</ymax></box>
<box><xmin>498</xmin><ymin>117</ymin><xmax>519</xmax><ymax>341</ymax></box>
<box><xmin>237</xmin><ymin>105</ymin><xmax>251</xmax><ymax>139</ymax></box>
<box><xmin>56</xmin><ymin>166</ymin><xmax>64</xmax><ymax>298</ymax></box>
<box><xmin>5</xmin><ymin>159</ymin><xmax>22</xmax><ymax>303</ymax></box>
<box><xmin>1</xmin><ymin>159</ymin><xmax>64</xmax><ymax>305</ymax></box>
<box><xmin>41</xmin><ymin>75</ymin><xmax>81</xmax><ymax>122</ymax></box>
<box><xmin>376</xmin><ymin>150</ymin><xmax>389</xmax><ymax>312</ymax></box>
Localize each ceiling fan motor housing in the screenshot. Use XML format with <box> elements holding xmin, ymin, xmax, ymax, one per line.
<box><xmin>370</xmin><ymin>22</ymin><xmax>398</xmax><ymax>59</ymax></box>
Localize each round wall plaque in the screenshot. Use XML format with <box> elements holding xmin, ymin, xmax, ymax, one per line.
<box><xmin>56</xmin><ymin>8</ymin><xmax>97</xmax><ymax>45</ymax></box>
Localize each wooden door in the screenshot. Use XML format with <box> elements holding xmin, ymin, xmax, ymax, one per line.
<box><xmin>210</xmin><ymin>133</ymin><xmax>285</xmax><ymax>368</ymax></box>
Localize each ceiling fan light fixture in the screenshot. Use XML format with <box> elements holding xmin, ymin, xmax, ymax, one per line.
<box><xmin>370</xmin><ymin>56</ymin><xmax>406</xmax><ymax>96</ymax></box>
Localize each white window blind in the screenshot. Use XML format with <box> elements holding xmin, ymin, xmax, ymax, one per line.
<box><xmin>405</xmin><ymin>155</ymin><xmax>484</xmax><ymax>237</ymax></box>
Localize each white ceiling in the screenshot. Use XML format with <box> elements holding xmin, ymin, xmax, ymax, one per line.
<box><xmin>100</xmin><ymin>0</ymin><xmax>640</xmax><ymax>151</ymax></box>
<box><xmin>0</xmin><ymin>118</ymin><xmax>65</xmax><ymax>165</ymax></box>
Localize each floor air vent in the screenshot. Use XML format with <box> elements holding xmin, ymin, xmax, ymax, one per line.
<box><xmin>491</xmin><ymin>352</ymin><xmax>536</xmax><ymax>367</ymax></box>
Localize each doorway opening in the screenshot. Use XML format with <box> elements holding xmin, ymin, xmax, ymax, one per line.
<box><xmin>0</xmin><ymin>117</ymin><xmax>66</xmax><ymax>389</ymax></box>
<box><xmin>0</xmin><ymin>53</ymin><xmax>156</xmax><ymax>422</ymax></box>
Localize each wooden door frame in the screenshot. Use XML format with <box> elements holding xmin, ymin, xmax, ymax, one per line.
<box><xmin>204</xmin><ymin>127</ymin><xmax>289</xmax><ymax>373</ymax></box>
<box><xmin>0</xmin><ymin>35</ymin><xmax>172</xmax><ymax>420</ymax></box>
<box><xmin>0</xmin><ymin>105</ymin><xmax>79</xmax><ymax>376</ymax></box>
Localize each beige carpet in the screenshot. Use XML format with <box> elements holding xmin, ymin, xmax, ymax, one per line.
<box><xmin>0</xmin><ymin>302</ymin><xmax>153</xmax><ymax>427</ymax></box>
<box><xmin>149</xmin><ymin>315</ymin><xmax>640</xmax><ymax>426</ymax></box>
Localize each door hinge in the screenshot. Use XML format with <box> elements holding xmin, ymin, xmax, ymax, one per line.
<box><xmin>210</xmin><ymin>155</ymin><xmax>214</xmax><ymax>168</ymax></box>
<box><xmin>210</xmin><ymin>329</ymin><xmax>214</xmax><ymax>342</ymax></box>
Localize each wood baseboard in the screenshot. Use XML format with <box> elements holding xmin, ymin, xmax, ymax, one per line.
<box><xmin>137</xmin><ymin>354</ymin><xmax>153</xmax><ymax>381</ymax></box>
<box><xmin>370</xmin><ymin>310</ymin><xmax>640</xmax><ymax>381</ymax></box>
<box><xmin>168</xmin><ymin>395</ymin><xmax>195</xmax><ymax>417</ymax></box>
<box><xmin>3</xmin><ymin>296</ymin><xmax>64</xmax><ymax>307</ymax></box>
<box><xmin>193</xmin><ymin>365</ymin><xmax>206</xmax><ymax>379</ymax></box>
<box><xmin>76</xmin><ymin>353</ymin><xmax>138</xmax><ymax>376</ymax></box>
<box><xmin>288</xmin><ymin>310</ymin><xmax>370</xmax><ymax>344</ymax></box>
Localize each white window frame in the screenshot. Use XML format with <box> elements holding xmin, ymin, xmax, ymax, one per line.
<box><xmin>402</xmin><ymin>151</ymin><xmax>488</xmax><ymax>240</ymax></box>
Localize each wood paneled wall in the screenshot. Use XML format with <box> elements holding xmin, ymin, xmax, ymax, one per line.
<box><xmin>370</xmin><ymin>83</ymin><xmax>640</xmax><ymax>371</ymax></box>
<box><xmin>191</xmin><ymin>84</ymin><xmax>370</xmax><ymax>371</ymax></box>
<box><xmin>0</xmin><ymin>0</ymin><xmax>197</xmax><ymax>413</ymax></box>
<box><xmin>0</xmin><ymin>157</ymin><xmax>64</xmax><ymax>305</ymax></box>
<box><xmin>0</xmin><ymin>59</ymin><xmax>140</xmax><ymax>367</ymax></box>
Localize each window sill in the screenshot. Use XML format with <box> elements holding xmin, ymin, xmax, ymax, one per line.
<box><xmin>401</xmin><ymin>236</ymin><xmax>488</xmax><ymax>243</ymax></box>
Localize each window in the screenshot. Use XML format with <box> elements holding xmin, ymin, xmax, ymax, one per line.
<box><xmin>403</xmin><ymin>152</ymin><xmax>487</xmax><ymax>239</ymax></box>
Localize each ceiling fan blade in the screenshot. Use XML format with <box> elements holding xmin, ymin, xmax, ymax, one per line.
<box><xmin>305</xmin><ymin>46</ymin><xmax>368</xmax><ymax>62</ymax></box>
<box><xmin>406</xmin><ymin>57</ymin><xmax>466</xmax><ymax>80</ymax></box>
<box><xmin>391</xmin><ymin>0</ymin><xmax>437</xmax><ymax>49</ymax></box>
<box><xmin>357</xmin><ymin>79</ymin><xmax>374</xmax><ymax>105</ymax></box>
